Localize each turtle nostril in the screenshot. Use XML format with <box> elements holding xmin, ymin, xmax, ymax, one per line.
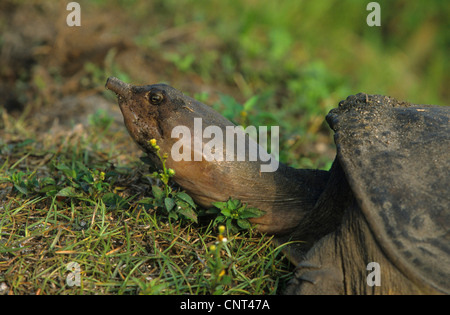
<box><xmin>106</xmin><ymin>77</ymin><xmax>131</xmax><ymax>97</ymax></box>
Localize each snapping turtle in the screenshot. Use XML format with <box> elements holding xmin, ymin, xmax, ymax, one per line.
<box><xmin>105</xmin><ymin>77</ymin><xmax>450</xmax><ymax>294</ymax></box>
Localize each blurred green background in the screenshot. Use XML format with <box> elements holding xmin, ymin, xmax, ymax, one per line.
<box><xmin>106</xmin><ymin>0</ymin><xmax>449</xmax><ymax>103</ymax></box>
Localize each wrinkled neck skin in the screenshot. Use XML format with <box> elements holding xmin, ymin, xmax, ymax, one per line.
<box><xmin>150</xmin><ymin>107</ymin><xmax>329</xmax><ymax>235</ymax></box>
<box><xmin>106</xmin><ymin>77</ymin><xmax>331</xmax><ymax>235</ymax></box>
<box><xmin>276</xmin><ymin>160</ymin><xmax>351</xmax><ymax>262</ymax></box>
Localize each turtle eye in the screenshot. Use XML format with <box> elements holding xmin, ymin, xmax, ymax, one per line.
<box><xmin>148</xmin><ymin>91</ymin><xmax>164</xmax><ymax>105</ymax></box>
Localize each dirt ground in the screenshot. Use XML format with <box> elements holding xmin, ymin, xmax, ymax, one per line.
<box><xmin>0</xmin><ymin>2</ymin><xmax>243</xmax><ymax>127</ymax></box>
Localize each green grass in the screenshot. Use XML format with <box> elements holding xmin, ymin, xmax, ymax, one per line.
<box><xmin>0</xmin><ymin>108</ymin><xmax>293</xmax><ymax>295</ymax></box>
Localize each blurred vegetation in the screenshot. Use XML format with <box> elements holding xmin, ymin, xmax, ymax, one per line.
<box><xmin>121</xmin><ymin>0</ymin><xmax>449</xmax><ymax>101</ymax></box>
<box><xmin>1</xmin><ymin>0</ymin><xmax>448</xmax><ymax>167</ymax></box>
<box><xmin>103</xmin><ymin>0</ymin><xmax>448</xmax><ymax>167</ymax></box>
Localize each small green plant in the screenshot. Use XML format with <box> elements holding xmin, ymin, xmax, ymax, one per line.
<box><xmin>2</xmin><ymin>158</ymin><xmax>131</xmax><ymax>208</ymax></box>
<box><xmin>53</xmin><ymin>160</ymin><xmax>133</xmax><ymax>210</ymax></box>
<box><xmin>206</xmin><ymin>225</ymin><xmax>233</xmax><ymax>294</ymax></box>
<box><xmin>214</xmin><ymin>93</ymin><xmax>275</xmax><ymax>128</ymax></box>
<box><xmin>134</xmin><ymin>277</ymin><xmax>170</xmax><ymax>295</ymax></box>
<box><xmin>5</xmin><ymin>170</ymin><xmax>48</xmax><ymax>196</ymax></box>
<box><xmin>139</xmin><ymin>139</ymin><xmax>198</xmax><ymax>223</ymax></box>
<box><xmin>208</xmin><ymin>198</ymin><xmax>265</xmax><ymax>232</ymax></box>
<box><xmin>53</xmin><ymin>161</ymin><xmax>119</xmax><ymax>200</ymax></box>
<box><xmin>164</xmin><ymin>52</ymin><xmax>195</xmax><ymax>73</ymax></box>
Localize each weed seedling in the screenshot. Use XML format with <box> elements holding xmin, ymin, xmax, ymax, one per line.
<box><xmin>140</xmin><ymin>139</ymin><xmax>198</xmax><ymax>223</ymax></box>
<box><xmin>206</xmin><ymin>225</ymin><xmax>232</xmax><ymax>294</ymax></box>
<box><xmin>208</xmin><ymin>198</ymin><xmax>265</xmax><ymax>232</ymax></box>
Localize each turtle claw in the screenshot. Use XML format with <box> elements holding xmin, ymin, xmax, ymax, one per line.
<box><xmin>286</xmin><ymin>263</ymin><xmax>343</xmax><ymax>294</ymax></box>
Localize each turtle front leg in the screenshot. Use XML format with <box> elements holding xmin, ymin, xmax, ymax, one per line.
<box><xmin>284</xmin><ymin>232</ymin><xmax>345</xmax><ymax>295</ymax></box>
<box><xmin>286</xmin><ymin>200</ymin><xmax>436</xmax><ymax>295</ymax></box>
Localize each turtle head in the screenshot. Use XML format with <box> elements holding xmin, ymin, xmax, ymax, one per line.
<box><xmin>105</xmin><ymin>77</ymin><xmax>190</xmax><ymax>156</ymax></box>
<box><xmin>106</xmin><ymin>77</ymin><xmax>330</xmax><ymax>236</ymax></box>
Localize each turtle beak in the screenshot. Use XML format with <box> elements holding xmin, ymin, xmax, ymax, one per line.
<box><xmin>105</xmin><ymin>77</ymin><xmax>131</xmax><ymax>98</ymax></box>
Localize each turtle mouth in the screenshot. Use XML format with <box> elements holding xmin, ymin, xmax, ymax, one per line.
<box><xmin>105</xmin><ymin>77</ymin><xmax>131</xmax><ymax>98</ymax></box>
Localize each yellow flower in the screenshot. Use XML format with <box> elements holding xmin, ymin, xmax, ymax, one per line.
<box><xmin>218</xmin><ymin>225</ymin><xmax>225</xmax><ymax>234</ymax></box>
<box><xmin>149</xmin><ymin>139</ymin><xmax>157</xmax><ymax>147</ymax></box>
